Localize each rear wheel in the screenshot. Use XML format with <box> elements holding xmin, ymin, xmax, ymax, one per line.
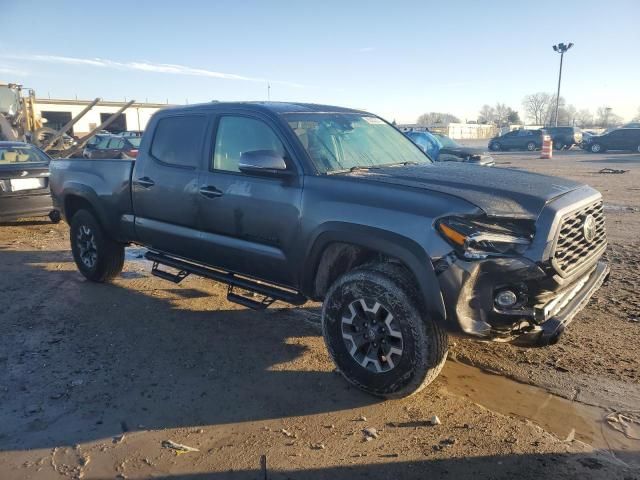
<box><xmin>636</xmin><ymin>144</ymin><xmax>640</xmax><ymax>153</ymax></box>
<box><xmin>70</xmin><ymin>209</ymin><xmax>124</xmax><ymax>282</ymax></box>
<box><xmin>321</xmin><ymin>262</ymin><xmax>448</xmax><ymax>398</ymax></box>
<box><xmin>526</xmin><ymin>141</ymin><xmax>536</xmax><ymax>151</ymax></box>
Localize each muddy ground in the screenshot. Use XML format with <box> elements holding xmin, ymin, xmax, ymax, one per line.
<box><xmin>0</xmin><ymin>148</ymin><xmax>639</xmax><ymax>479</ymax></box>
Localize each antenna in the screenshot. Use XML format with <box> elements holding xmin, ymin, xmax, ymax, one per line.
<box><xmin>267</xmin><ymin>83</ymin><xmax>271</xmax><ymax>101</ymax></box>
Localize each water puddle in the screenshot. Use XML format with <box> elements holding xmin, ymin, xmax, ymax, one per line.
<box><xmin>604</xmin><ymin>203</ymin><xmax>638</xmax><ymax>213</ymax></box>
<box><xmin>439</xmin><ymin>361</ymin><xmax>639</xmax><ymax>465</ymax></box>
<box><xmin>125</xmin><ymin>247</ymin><xmax>149</xmax><ymax>262</ymax></box>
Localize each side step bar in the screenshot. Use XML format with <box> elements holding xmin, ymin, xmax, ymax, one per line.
<box><xmin>145</xmin><ymin>251</ymin><xmax>307</xmax><ymax>310</ymax></box>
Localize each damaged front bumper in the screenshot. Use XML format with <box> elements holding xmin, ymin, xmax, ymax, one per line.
<box><xmin>437</xmin><ymin>254</ymin><xmax>609</xmax><ymax>347</ymax></box>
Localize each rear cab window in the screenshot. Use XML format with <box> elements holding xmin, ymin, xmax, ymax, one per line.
<box><xmin>150</xmin><ymin>115</ymin><xmax>208</xmax><ymax>168</ymax></box>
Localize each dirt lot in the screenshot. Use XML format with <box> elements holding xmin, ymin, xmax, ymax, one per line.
<box><xmin>0</xmin><ymin>148</ymin><xmax>639</xmax><ymax>479</ymax></box>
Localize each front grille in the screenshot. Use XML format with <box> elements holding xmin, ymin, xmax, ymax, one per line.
<box><xmin>553</xmin><ymin>200</ymin><xmax>606</xmax><ymax>275</ymax></box>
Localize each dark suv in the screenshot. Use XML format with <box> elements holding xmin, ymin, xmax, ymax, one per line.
<box><xmin>544</xmin><ymin>126</ymin><xmax>583</xmax><ymax>150</ymax></box>
<box><xmin>488</xmin><ymin>129</ymin><xmax>543</xmax><ymax>151</ymax></box>
<box><xmin>583</xmin><ymin>128</ymin><xmax>640</xmax><ymax>153</ymax></box>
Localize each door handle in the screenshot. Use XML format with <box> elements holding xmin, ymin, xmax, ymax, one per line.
<box><xmin>135</xmin><ymin>177</ymin><xmax>155</xmax><ymax>188</ymax></box>
<box><xmin>199</xmin><ymin>186</ymin><xmax>223</xmax><ymax>198</ymax></box>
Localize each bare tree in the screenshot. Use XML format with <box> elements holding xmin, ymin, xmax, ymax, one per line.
<box><xmin>596</xmin><ymin>106</ymin><xmax>622</xmax><ymax>127</ymax></box>
<box><xmin>557</xmin><ymin>104</ymin><xmax>577</xmax><ymax>126</ymax></box>
<box><xmin>416</xmin><ymin>112</ymin><xmax>461</xmax><ymax>125</ymax></box>
<box><xmin>522</xmin><ymin>92</ymin><xmax>552</xmax><ymax>125</ymax></box>
<box><xmin>478</xmin><ymin>104</ymin><xmax>495</xmax><ymax>124</ymax></box>
<box><xmin>494</xmin><ymin>103</ymin><xmax>511</xmax><ymax>127</ymax></box>
<box><xmin>575</xmin><ymin>109</ymin><xmax>593</xmax><ymax>128</ymax></box>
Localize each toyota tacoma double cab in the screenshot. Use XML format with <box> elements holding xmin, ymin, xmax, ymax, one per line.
<box><xmin>49</xmin><ymin>102</ymin><xmax>609</xmax><ymax>398</ymax></box>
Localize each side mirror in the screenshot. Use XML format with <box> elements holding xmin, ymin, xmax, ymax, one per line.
<box><xmin>238</xmin><ymin>150</ymin><xmax>293</xmax><ymax>177</ymax></box>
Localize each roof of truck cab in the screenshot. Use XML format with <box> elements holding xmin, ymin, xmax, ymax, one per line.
<box><xmin>157</xmin><ymin>101</ymin><xmax>370</xmax><ymax>116</ymax></box>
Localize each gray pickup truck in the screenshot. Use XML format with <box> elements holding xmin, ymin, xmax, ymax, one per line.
<box><xmin>50</xmin><ymin>102</ymin><xmax>609</xmax><ymax>398</ymax></box>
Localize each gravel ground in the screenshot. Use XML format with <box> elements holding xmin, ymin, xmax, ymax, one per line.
<box><xmin>0</xmin><ymin>147</ymin><xmax>638</xmax><ymax>479</ymax></box>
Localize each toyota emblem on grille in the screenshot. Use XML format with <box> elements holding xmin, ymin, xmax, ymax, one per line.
<box><xmin>582</xmin><ymin>214</ymin><xmax>596</xmax><ymax>243</ymax></box>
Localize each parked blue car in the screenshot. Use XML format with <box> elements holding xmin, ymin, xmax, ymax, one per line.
<box><xmin>404</xmin><ymin>130</ymin><xmax>494</xmax><ymax>166</ymax></box>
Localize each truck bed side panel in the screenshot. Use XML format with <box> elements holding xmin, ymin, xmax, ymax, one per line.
<box><xmin>49</xmin><ymin>158</ymin><xmax>136</xmax><ymax>242</ymax></box>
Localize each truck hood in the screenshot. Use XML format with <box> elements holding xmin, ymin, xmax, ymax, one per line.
<box><xmin>348</xmin><ymin>163</ymin><xmax>583</xmax><ymax>219</ymax></box>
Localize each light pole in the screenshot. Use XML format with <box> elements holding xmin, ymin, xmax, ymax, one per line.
<box><xmin>552</xmin><ymin>42</ymin><xmax>573</xmax><ymax>126</ymax></box>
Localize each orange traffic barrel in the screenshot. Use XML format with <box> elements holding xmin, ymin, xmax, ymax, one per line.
<box><xmin>540</xmin><ymin>134</ymin><xmax>553</xmax><ymax>159</ymax></box>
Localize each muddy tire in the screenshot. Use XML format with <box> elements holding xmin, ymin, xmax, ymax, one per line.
<box><xmin>70</xmin><ymin>209</ymin><xmax>124</xmax><ymax>282</ymax></box>
<box><xmin>321</xmin><ymin>262</ymin><xmax>448</xmax><ymax>398</ymax></box>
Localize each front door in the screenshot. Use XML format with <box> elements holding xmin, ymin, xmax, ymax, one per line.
<box><xmin>195</xmin><ymin>114</ymin><xmax>302</xmax><ymax>286</ymax></box>
<box><xmin>132</xmin><ymin>114</ymin><xmax>209</xmax><ymax>259</ymax></box>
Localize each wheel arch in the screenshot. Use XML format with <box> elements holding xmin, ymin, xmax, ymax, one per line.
<box><xmin>60</xmin><ymin>184</ymin><xmax>118</xmax><ymax>239</ymax></box>
<box><xmin>301</xmin><ymin>223</ymin><xmax>446</xmax><ymax>322</ymax></box>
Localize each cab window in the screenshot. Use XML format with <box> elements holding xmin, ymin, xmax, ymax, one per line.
<box><xmin>212</xmin><ymin>116</ymin><xmax>286</xmax><ymax>172</ymax></box>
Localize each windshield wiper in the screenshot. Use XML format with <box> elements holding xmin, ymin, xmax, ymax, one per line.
<box><xmin>326</xmin><ymin>165</ymin><xmax>381</xmax><ymax>175</ymax></box>
<box><xmin>382</xmin><ymin>161</ymin><xmax>422</xmax><ymax>167</ymax></box>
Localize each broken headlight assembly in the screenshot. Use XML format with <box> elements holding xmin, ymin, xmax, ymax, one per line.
<box><xmin>437</xmin><ymin>216</ymin><xmax>533</xmax><ymax>259</ymax></box>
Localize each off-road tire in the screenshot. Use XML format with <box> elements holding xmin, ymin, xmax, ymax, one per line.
<box><xmin>321</xmin><ymin>262</ymin><xmax>448</xmax><ymax>398</ymax></box>
<box><xmin>70</xmin><ymin>209</ymin><xmax>124</xmax><ymax>282</ymax></box>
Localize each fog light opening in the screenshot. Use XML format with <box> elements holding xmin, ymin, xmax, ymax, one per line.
<box><xmin>495</xmin><ymin>290</ymin><xmax>518</xmax><ymax>308</ymax></box>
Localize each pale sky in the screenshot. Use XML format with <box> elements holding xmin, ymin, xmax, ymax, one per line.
<box><xmin>1</xmin><ymin>0</ymin><xmax>638</xmax><ymax>123</ymax></box>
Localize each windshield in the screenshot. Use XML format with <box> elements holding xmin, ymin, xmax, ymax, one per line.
<box><xmin>0</xmin><ymin>144</ymin><xmax>50</xmax><ymax>164</ymax></box>
<box><xmin>433</xmin><ymin>133</ymin><xmax>460</xmax><ymax>149</ymax></box>
<box><xmin>284</xmin><ymin>113</ymin><xmax>430</xmax><ymax>173</ymax></box>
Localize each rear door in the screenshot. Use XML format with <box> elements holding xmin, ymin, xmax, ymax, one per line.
<box><xmin>603</xmin><ymin>130</ymin><xmax>624</xmax><ymax>150</ymax></box>
<box><xmin>132</xmin><ymin>114</ymin><xmax>210</xmax><ymax>259</ymax></box>
<box><xmin>195</xmin><ymin>113</ymin><xmax>303</xmax><ymax>286</ymax></box>
<box><xmin>619</xmin><ymin>129</ymin><xmax>638</xmax><ymax>150</ymax></box>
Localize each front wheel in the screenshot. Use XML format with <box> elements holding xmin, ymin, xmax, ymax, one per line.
<box><xmin>70</xmin><ymin>209</ymin><xmax>124</xmax><ymax>282</ymax></box>
<box><xmin>553</xmin><ymin>141</ymin><xmax>564</xmax><ymax>150</ymax></box>
<box><xmin>489</xmin><ymin>142</ymin><xmax>501</xmax><ymax>151</ymax></box>
<box><xmin>322</xmin><ymin>263</ymin><xmax>448</xmax><ymax>398</ymax></box>
<box><xmin>526</xmin><ymin>141</ymin><xmax>536</xmax><ymax>151</ymax></box>
<box><xmin>590</xmin><ymin>143</ymin><xmax>603</xmax><ymax>153</ymax></box>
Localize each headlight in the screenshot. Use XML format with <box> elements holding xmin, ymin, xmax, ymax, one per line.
<box><xmin>437</xmin><ymin>216</ymin><xmax>533</xmax><ymax>259</ymax></box>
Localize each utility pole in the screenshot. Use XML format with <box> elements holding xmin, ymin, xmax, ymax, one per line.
<box><xmin>552</xmin><ymin>42</ymin><xmax>574</xmax><ymax>126</ymax></box>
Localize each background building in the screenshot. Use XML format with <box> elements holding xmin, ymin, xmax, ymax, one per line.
<box><xmin>34</xmin><ymin>98</ymin><xmax>171</xmax><ymax>136</ymax></box>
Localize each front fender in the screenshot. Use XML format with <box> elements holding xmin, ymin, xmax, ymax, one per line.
<box><xmin>301</xmin><ymin>222</ymin><xmax>446</xmax><ymax>322</ymax></box>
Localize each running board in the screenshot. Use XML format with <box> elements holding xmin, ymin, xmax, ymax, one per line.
<box><xmin>145</xmin><ymin>251</ymin><xmax>307</xmax><ymax>309</ymax></box>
